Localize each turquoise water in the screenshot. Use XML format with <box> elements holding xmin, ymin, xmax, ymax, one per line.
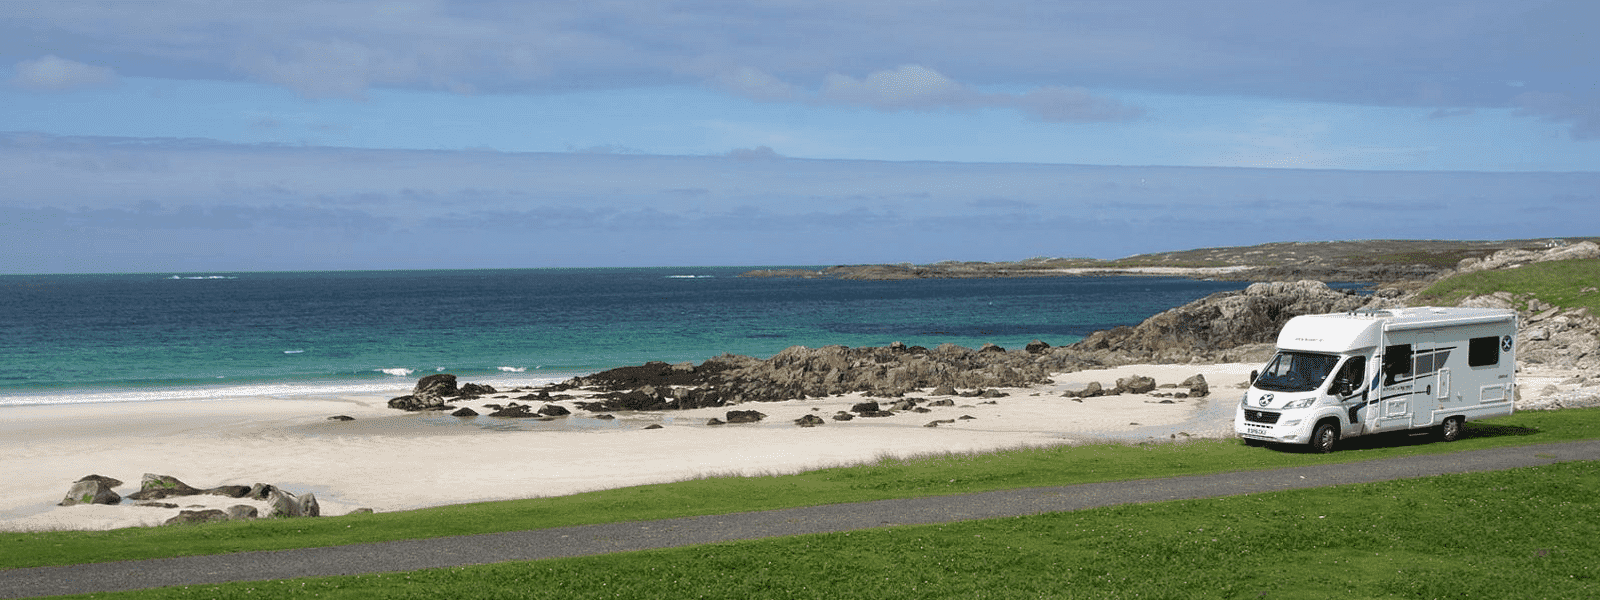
<box><xmin>0</xmin><ymin>268</ymin><xmax>1252</xmax><ymax>405</ymax></box>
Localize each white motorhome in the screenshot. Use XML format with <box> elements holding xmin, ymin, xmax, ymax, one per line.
<box><xmin>1235</xmin><ymin>307</ymin><xmax>1517</xmax><ymax>452</ymax></box>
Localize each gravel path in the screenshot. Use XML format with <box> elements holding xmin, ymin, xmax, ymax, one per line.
<box><xmin>4</xmin><ymin>440</ymin><xmax>1598</xmax><ymax>599</ymax></box>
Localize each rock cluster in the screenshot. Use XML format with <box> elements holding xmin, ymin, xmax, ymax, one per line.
<box><xmin>1061</xmin><ymin>374</ymin><xmax>1209</xmax><ymax>399</ymax></box>
<box><xmin>387</xmin><ymin>374</ymin><xmax>501</xmax><ymax>411</ymax></box>
<box><xmin>56</xmin><ymin>473</ymin><xmax>328</xmax><ymax>526</ymax></box>
<box><xmin>565</xmin><ymin>342</ymin><xmax>1071</xmax><ymax>411</ymax></box>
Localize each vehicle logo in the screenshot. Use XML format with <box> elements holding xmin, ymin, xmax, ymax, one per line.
<box><xmin>1257</xmin><ymin>393</ymin><xmax>1274</xmax><ymax>407</ymax></box>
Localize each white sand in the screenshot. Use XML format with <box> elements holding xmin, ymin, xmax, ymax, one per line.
<box><xmin>0</xmin><ymin>363</ymin><xmax>1259</xmax><ymax>531</ymax></box>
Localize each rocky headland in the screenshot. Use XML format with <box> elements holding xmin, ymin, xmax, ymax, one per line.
<box><xmin>740</xmin><ymin>238</ymin><xmax>1600</xmax><ymax>283</ymax></box>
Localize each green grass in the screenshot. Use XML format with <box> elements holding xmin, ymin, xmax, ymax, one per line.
<box><xmin>4</xmin><ymin>407</ymin><xmax>1598</xmax><ymax>572</ymax></box>
<box><xmin>48</xmin><ymin>460</ymin><xmax>1600</xmax><ymax>599</ymax></box>
<box><xmin>1414</xmin><ymin>258</ymin><xmax>1600</xmax><ymax>313</ymax></box>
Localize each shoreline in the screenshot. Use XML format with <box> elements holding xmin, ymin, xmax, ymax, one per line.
<box><xmin>1</xmin><ymin>363</ymin><xmax>1256</xmax><ymax>532</ymax></box>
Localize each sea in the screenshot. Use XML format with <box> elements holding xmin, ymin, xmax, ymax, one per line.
<box><xmin>0</xmin><ymin>268</ymin><xmax>1263</xmax><ymax>408</ymax></box>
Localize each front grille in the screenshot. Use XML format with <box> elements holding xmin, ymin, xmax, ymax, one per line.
<box><xmin>1244</xmin><ymin>410</ymin><xmax>1281</xmax><ymax>424</ymax></box>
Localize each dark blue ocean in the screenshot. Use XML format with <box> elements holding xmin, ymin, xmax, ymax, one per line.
<box><xmin>0</xmin><ymin>268</ymin><xmax>1254</xmax><ymax>406</ymax></box>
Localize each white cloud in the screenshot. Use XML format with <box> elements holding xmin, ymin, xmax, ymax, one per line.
<box><xmin>9</xmin><ymin>55</ymin><xmax>118</xmax><ymax>92</ymax></box>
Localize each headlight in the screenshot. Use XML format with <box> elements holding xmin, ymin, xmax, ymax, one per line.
<box><xmin>1241</xmin><ymin>393</ymin><xmax>1249</xmax><ymax>406</ymax></box>
<box><xmin>1285</xmin><ymin>397</ymin><xmax>1316</xmax><ymax>410</ymax></box>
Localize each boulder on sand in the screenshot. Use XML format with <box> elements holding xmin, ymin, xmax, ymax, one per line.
<box><xmin>59</xmin><ymin>476</ymin><xmax>122</xmax><ymax>506</ymax></box>
<box><xmin>127</xmin><ymin>473</ymin><xmax>202</xmax><ymax>500</ymax></box>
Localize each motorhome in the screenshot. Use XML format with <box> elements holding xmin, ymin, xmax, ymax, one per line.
<box><xmin>1235</xmin><ymin>307</ymin><xmax>1517</xmax><ymax>452</ymax></box>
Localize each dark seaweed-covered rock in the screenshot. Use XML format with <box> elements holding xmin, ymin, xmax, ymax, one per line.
<box><xmin>725</xmin><ymin>410</ymin><xmax>766</xmax><ymax>423</ymax></box>
<box><xmin>794</xmin><ymin>414</ymin><xmax>825</xmax><ymax>427</ymax></box>
<box><xmin>458</xmin><ymin>383</ymin><xmax>498</xmax><ymax>397</ymax></box>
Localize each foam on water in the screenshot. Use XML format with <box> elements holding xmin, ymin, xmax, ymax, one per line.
<box><xmin>0</xmin><ymin>373</ymin><xmax>573</xmax><ymax>408</ymax></box>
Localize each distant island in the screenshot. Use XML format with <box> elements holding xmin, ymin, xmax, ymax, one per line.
<box><xmin>740</xmin><ymin>238</ymin><xmax>1600</xmax><ymax>283</ymax></box>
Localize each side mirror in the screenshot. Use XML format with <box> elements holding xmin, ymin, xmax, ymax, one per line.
<box><xmin>1332</xmin><ymin>378</ymin><xmax>1351</xmax><ymax>396</ymax></box>
<box><xmin>1249</xmin><ymin>370</ymin><xmax>1258</xmax><ymax>384</ymax></box>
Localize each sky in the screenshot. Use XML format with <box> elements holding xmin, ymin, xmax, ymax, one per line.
<box><xmin>2</xmin><ymin>0</ymin><xmax>1598</xmax><ymax>273</ymax></box>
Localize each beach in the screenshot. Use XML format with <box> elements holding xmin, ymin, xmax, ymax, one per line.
<box><xmin>1</xmin><ymin>363</ymin><xmax>1258</xmax><ymax>532</ymax></box>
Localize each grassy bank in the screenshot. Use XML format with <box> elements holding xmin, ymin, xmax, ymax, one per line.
<box><xmin>65</xmin><ymin>459</ymin><xmax>1598</xmax><ymax>600</ymax></box>
<box><xmin>4</xmin><ymin>408</ymin><xmax>1598</xmax><ymax>571</ymax></box>
<box><xmin>1414</xmin><ymin>258</ymin><xmax>1600</xmax><ymax>313</ymax></box>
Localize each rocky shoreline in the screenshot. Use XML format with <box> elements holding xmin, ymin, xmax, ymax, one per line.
<box><xmin>389</xmin><ymin>240</ymin><xmax>1600</xmax><ymax>417</ymax></box>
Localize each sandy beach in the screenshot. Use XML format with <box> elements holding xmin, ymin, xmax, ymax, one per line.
<box><xmin>0</xmin><ymin>363</ymin><xmax>1264</xmax><ymax>532</ymax></box>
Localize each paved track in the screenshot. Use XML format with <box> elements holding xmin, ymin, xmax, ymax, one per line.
<box><xmin>5</xmin><ymin>440</ymin><xmax>1598</xmax><ymax>598</ymax></box>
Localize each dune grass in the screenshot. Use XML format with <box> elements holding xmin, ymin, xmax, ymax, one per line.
<box><xmin>3</xmin><ymin>407</ymin><xmax>1597</xmax><ymax>573</ymax></box>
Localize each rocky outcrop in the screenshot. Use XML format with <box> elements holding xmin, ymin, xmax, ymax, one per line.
<box><xmin>1437</xmin><ymin>241</ymin><xmax>1600</xmax><ymax>372</ymax></box>
<box><xmin>1455</xmin><ymin>241</ymin><xmax>1600</xmax><ymax>274</ymax></box>
<box><xmin>1065</xmin><ymin>280</ymin><xmax>1369</xmax><ymax>365</ymax></box>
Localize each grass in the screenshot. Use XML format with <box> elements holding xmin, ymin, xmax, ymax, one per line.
<box><xmin>41</xmin><ymin>459</ymin><xmax>1600</xmax><ymax>599</ymax></box>
<box><xmin>1413</xmin><ymin>258</ymin><xmax>1600</xmax><ymax>313</ymax></box>
<box><xmin>3</xmin><ymin>407</ymin><xmax>1598</xmax><ymax>573</ymax></box>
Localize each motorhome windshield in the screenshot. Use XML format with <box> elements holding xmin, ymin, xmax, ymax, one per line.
<box><xmin>1255</xmin><ymin>351</ymin><xmax>1341</xmax><ymax>393</ymax></box>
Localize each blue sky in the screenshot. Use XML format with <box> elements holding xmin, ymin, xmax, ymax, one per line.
<box><xmin>2</xmin><ymin>0</ymin><xmax>1598</xmax><ymax>273</ymax></box>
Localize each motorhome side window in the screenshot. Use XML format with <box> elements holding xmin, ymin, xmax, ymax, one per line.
<box><xmin>1468</xmin><ymin>336</ymin><xmax>1500</xmax><ymax>367</ymax></box>
<box><xmin>1383</xmin><ymin>344</ymin><xmax>1412</xmax><ymax>385</ymax></box>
